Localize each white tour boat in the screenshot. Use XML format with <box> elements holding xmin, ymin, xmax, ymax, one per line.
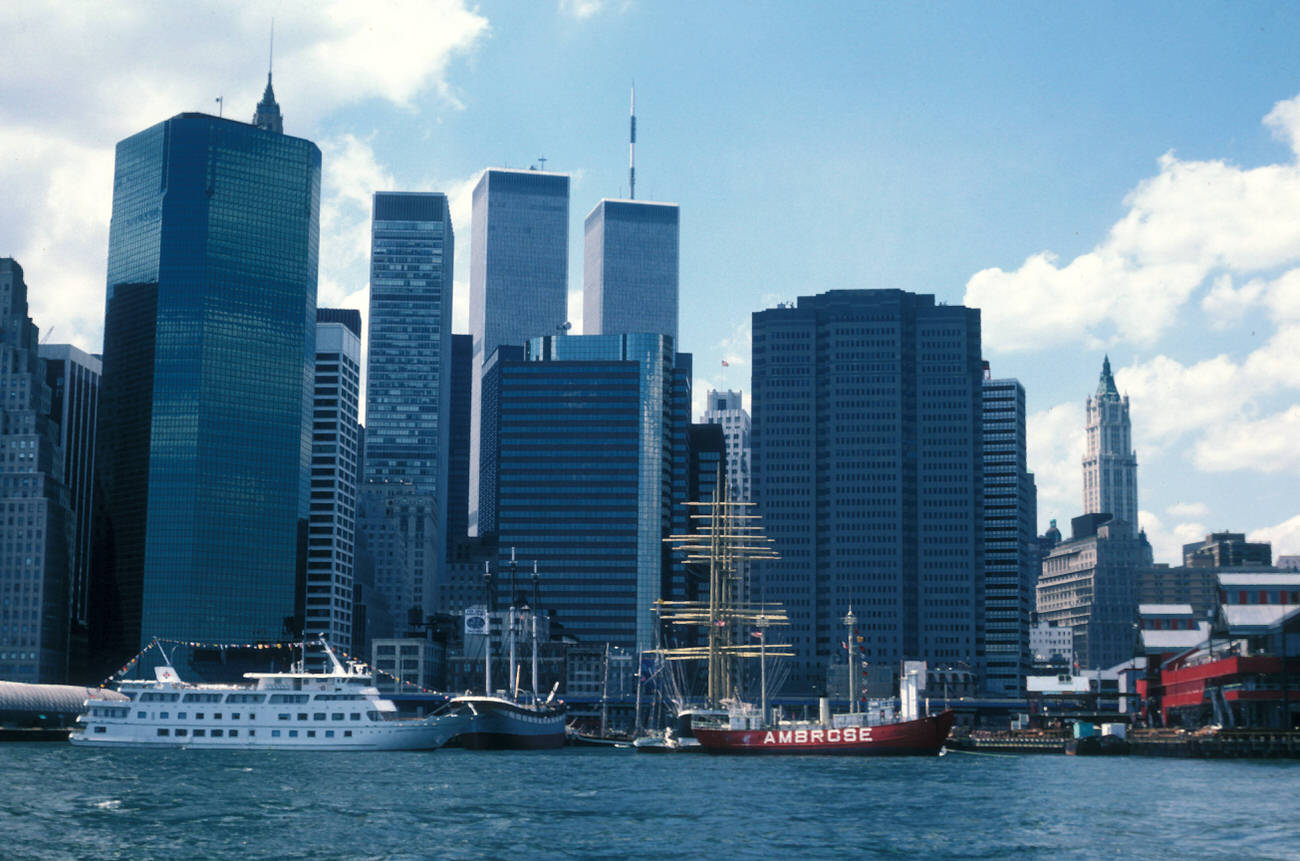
<box><xmin>70</xmin><ymin>638</ymin><xmax>467</xmax><ymax>750</ymax></box>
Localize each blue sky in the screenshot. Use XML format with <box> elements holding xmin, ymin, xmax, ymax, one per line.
<box><xmin>4</xmin><ymin>1</ymin><xmax>1300</xmax><ymax>561</ymax></box>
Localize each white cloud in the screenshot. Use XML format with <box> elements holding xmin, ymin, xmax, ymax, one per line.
<box><xmin>1166</xmin><ymin>501</ymin><xmax>1211</xmax><ymax>519</ymax></box>
<box><xmin>559</xmin><ymin>0</ymin><xmax>607</xmax><ymax>19</ymax></box>
<box><xmin>1249</xmin><ymin>512</ymin><xmax>1300</xmax><ymax>558</ymax></box>
<box><xmin>0</xmin><ymin>1</ymin><xmax>488</xmax><ymax>353</ymax></box>
<box><xmin>1194</xmin><ymin>405</ymin><xmax>1300</xmax><ymax>474</ymax></box>
<box><xmin>965</xmin><ymin>94</ymin><xmax>1300</xmax><ymax>353</ymax></box>
<box><xmin>1139</xmin><ymin>510</ymin><xmax>1207</xmax><ymax>566</ymax></box>
<box><xmin>1027</xmin><ymin>401</ymin><xmax>1084</xmax><ymax>526</ymax></box>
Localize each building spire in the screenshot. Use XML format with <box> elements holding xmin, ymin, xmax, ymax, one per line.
<box><xmin>252</xmin><ymin>21</ymin><xmax>283</xmax><ymax>134</ymax></box>
<box><xmin>1096</xmin><ymin>354</ymin><xmax>1120</xmax><ymax>400</ymax></box>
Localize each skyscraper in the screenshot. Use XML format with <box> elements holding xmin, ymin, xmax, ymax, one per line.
<box><xmin>582</xmin><ymin>199</ymin><xmax>679</xmax><ymax>342</ymax></box>
<box><xmin>1082</xmin><ymin>356</ymin><xmax>1138</xmax><ymax>530</ymax></box>
<box><xmin>980</xmin><ymin>376</ymin><xmax>1038</xmax><ymax>696</ymax></box>
<box><xmin>360</xmin><ymin>192</ymin><xmax>454</xmax><ymax>630</ymax></box>
<box><xmin>488</xmin><ymin>334</ymin><xmax>688</xmax><ymax>650</ymax></box>
<box><xmin>467</xmin><ymin>168</ymin><xmax>569</xmax><ymax>536</ymax></box>
<box><xmin>0</xmin><ymin>259</ymin><xmax>75</xmax><ymax>682</ymax></box>
<box><xmin>445</xmin><ymin>333</ymin><xmax>473</xmax><ymax>559</ymax></box>
<box><xmin>307</xmin><ymin>309</ymin><xmax>362</xmax><ymax>645</ymax></box>
<box><xmin>92</xmin><ymin>92</ymin><xmax>319</xmax><ymax>663</ymax></box>
<box><xmin>1038</xmin><ymin>364</ymin><xmax>1150</xmax><ymax>670</ymax></box>
<box><xmin>752</xmin><ymin>290</ymin><xmax>984</xmax><ymax>693</ymax></box>
<box><xmin>39</xmin><ymin>344</ymin><xmax>100</xmax><ymax>643</ymax></box>
<box><xmin>702</xmin><ymin>389</ymin><xmax>751</xmax><ymax>503</ymax></box>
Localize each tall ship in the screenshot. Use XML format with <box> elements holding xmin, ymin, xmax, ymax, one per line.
<box><xmin>70</xmin><ymin>638</ymin><xmax>467</xmax><ymax>750</ymax></box>
<box><xmin>452</xmin><ymin>552</ymin><xmax>566</xmax><ymax>750</ymax></box>
<box><xmin>653</xmin><ymin>474</ymin><xmax>955</xmax><ymax>756</ymax></box>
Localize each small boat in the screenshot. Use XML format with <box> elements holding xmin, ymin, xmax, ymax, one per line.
<box><xmin>70</xmin><ymin>637</ymin><xmax>467</xmax><ymax>750</ymax></box>
<box><xmin>631</xmin><ymin>707</ymin><xmax>724</xmax><ymax>753</ymax></box>
<box><xmin>566</xmin><ymin>724</ymin><xmax>634</xmax><ymax>749</ymax></box>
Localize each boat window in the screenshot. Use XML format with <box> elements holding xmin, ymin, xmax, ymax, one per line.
<box><xmin>159</xmin><ymin>711</ymin><xmax>169</xmax><ymax>720</ymax></box>
<box><xmin>231</xmin><ymin>713</ymin><xmax>240</xmax><ymax>720</ymax></box>
<box><xmin>367</xmin><ymin>711</ymin><xmax>382</xmax><ymax>721</ymax></box>
<box><xmin>229</xmin><ymin>730</ymin><xmax>238</xmax><ymax>737</ymax></box>
<box><xmin>196</xmin><ymin>713</ymin><xmax>205</xmax><ymax>720</ymax></box>
<box><xmin>211</xmin><ymin>729</ymin><xmax>223</xmax><ymax>737</ymax></box>
<box><xmin>213</xmin><ymin>713</ymin><xmax>222</xmax><ymax>720</ymax></box>
<box><xmin>137</xmin><ymin>711</ymin><xmax>146</xmax><ymax>719</ymax></box>
<box><xmin>94</xmin><ymin>726</ymin><xmax>106</xmax><ymax>734</ymax></box>
<box><xmin>167</xmin><ymin>693</ymin><xmax>180</xmax><ymax>702</ymax></box>
<box><xmin>249</xmin><ymin>730</ymin><xmax>256</xmax><ymax>737</ymax></box>
<box><xmin>176</xmin><ymin>729</ymin><xmax>187</xmax><ymax>737</ymax></box>
<box><xmin>157</xmin><ymin>729</ymin><xmax>169</xmax><ymax>737</ymax></box>
<box><xmin>297</xmin><ymin>713</ymin><xmax>308</xmax><ymax>721</ymax></box>
<box><xmin>344</xmin><ymin>731</ymin><xmax>352</xmax><ymax>738</ymax></box>
<box><xmin>269</xmin><ymin>694</ymin><xmax>309</xmax><ymax>704</ymax></box>
<box><xmin>331</xmin><ymin>713</ymin><xmax>343</xmax><ymax>721</ymax></box>
<box><xmin>278</xmin><ymin>714</ymin><xmax>290</xmax><ymax>721</ymax></box>
<box><xmin>272</xmin><ymin>730</ymin><xmax>281</xmax><ymax>738</ymax></box>
<box><xmin>248</xmin><ymin>713</ymin><xmax>256</xmax><ymax>721</ymax></box>
<box><xmin>307</xmin><ymin>730</ymin><xmax>316</xmax><ymax>738</ymax></box>
<box><xmin>178</xmin><ymin>712</ymin><xmax>187</xmax><ymax>720</ymax></box>
<box><xmin>313</xmin><ymin>713</ymin><xmax>325</xmax><ymax>721</ymax></box>
<box><xmin>350</xmin><ymin>713</ymin><xmax>360</xmax><ymax>720</ymax></box>
<box><xmin>289</xmin><ymin>730</ymin><xmax>298</xmax><ymax>738</ymax></box>
<box><xmin>193</xmin><ymin>729</ymin><xmax>206</xmax><ymax>737</ymax></box>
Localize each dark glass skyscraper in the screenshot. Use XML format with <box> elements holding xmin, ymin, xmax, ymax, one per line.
<box><xmin>446</xmin><ymin>333</ymin><xmax>473</xmax><ymax>559</ymax></box>
<box><xmin>582</xmin><ymin>199</ymin><xmax>679</xmax><ymax>342</ymax></box>
<box><xmin>39</xmin><ymin>344</ymin><xmax>100</xmax><ymax>639</ymax></box>
<box><xmin>488</xmin><ymin>334</ymin><xmax>687</xmax><ymax>650</ymax></box>
<box><xmin>93</xmin><ymin>101</ymin><xmax>320</xmax><ymax>661</ymax></box>
<box><xmin>981</xmin><ymin>376</ymin><xmax>1038</xmax><ymax>695</ymax></box>
<box><xmin>468</xmin><ymin>169</ymin><xmax>569</xmax><ymax>536</ymax></box>
<box><xmin>752</xmin><ymin>290</ymin><xmax>984</xmax><ymax>693</ymax></box>
<box><xmin>361</xmin><ymin>192</ymin><xmax>454</xmax><ymax>626</ymax></box>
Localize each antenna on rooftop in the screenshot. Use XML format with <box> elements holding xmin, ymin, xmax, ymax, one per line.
<box><xmin>629</xmin><ymin>84</ymin><xmax>636</xmax><ymax>200</ymax></box>
<box><xmin>538</xmin><ymin>156</ymin><xmax>548</xmax><ymax>171</ymax></box>
<box><xmin>269</xmin><ymin>18</ymin><xmax>275</xmax><ymax>77</ymax></box>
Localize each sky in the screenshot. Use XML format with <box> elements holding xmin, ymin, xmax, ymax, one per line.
<box><xmin>4</xmin><ymin>1</ymin><xmax>1300</xmax><ymax>564</ymax></box>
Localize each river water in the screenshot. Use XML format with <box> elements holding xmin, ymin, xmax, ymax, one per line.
<box><xmin>1</xmin><ymin>744</ymin><xmax>1297</xmax><ymax>860</ymax></box>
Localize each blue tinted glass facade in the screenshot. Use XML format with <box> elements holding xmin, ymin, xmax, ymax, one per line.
<box><xmin>583</xmin><ymin>200</ymin><xmax>679</xmax><ymax>342</ymax></box>
<box><xmin>446</xmin><ymin>333</ymin><xmax>473</xmax><ymax>559</ymax></box>
<box><xmin>981</xmin><ymin>377</ymin><xmax>1037</xmax><ymax>696</ymax></box>
<box><xmin>752</xmin><ymin>290</ymin><xmax>983</xmax><ymax>694</ymax></box>
<box><xmin>491</xmin><ymin>334</ymin><xmax>684</xmax><ymax>651</ymax></box>
<box><xmin>96</xmin><ymin>113</ymin><xmax>320</xmax><ymax>653</ymax></box>
<box><xmin>468</xmin><ymin>169</ymin><xmax>569</xmax><ymax>536</ymax></box>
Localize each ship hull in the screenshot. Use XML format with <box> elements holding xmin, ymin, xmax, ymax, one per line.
<box><xmin>70</xmin><ymin>714</ymin><xmax>468</xmax><ymax>751</ymax></box>
<box><xmin>693</xmin><ymin>710</ymin><xmax>956</xmax><ymax>756</ymax></box>
<box><xmin>452</xmin><ymin>696</ymin><xmax>565</xmax><ymax>750</ymax></box>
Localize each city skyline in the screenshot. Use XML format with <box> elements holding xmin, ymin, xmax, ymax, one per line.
<box><xmin>4</xmin><ymin>3</ymin><xmax>1300</xmax><ymax>562</ymax></box>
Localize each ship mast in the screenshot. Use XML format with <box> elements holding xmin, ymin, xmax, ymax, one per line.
<box><xmin>508</xmin><ymin>547</ymin><xmax>518</xmax><ymax>700</ymax></box>
<box><xmin>659</xmin><ymin>463</ymin><xmax>790</xmax><ymax>708</ymax></box>
<box><xmin>483</xmin><ymin>560</ymin><xmax>494</xmax><ymax>695</ymax></box>
<box><xmin>531</xmin><ymin>560</ymin><xmax>540</xmax><ymax>700</ymax></box>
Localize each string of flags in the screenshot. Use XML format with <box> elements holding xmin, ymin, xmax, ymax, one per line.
<box><xmin>96</xmin><ymin>637</ymin><xmax>439</xmax><ymax>695</ymax></box>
